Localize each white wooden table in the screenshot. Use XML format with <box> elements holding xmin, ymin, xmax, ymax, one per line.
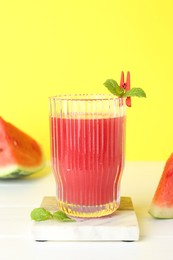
<box><xmin>1</xmin><ymin>161</ymin><xmax>173</xmax><ymax>260</ymax></box>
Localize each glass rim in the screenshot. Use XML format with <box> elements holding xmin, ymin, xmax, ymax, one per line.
<box><xmin>49</xmin><ymin>94</ymin><xmax>125</xmax><ymax>101</ymax></box>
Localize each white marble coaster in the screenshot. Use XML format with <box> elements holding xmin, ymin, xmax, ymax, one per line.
<box><xmin>31</xmin><ymin>196</ymin><xmax>139</xmax><ymax>241</ymax></box>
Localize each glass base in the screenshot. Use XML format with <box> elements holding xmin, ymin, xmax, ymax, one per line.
<box><xmin>57</xmin><ymin>200</ymin><xmax>120</xmax><ymax>218</ymax></box>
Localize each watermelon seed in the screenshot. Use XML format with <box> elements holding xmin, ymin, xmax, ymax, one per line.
<box><xmin>13</xmin><ymin>140</ymin><xmax>18</xmax><ymax>146</ymax></box>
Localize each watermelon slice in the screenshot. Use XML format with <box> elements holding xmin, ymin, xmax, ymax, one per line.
<box><xmin>0</xmin><ymin>117</ymin><xmax>45</xmax><ymax>179</ymax></box>
<box><xmin>149</xmin><ymin>153</ymin><xmax>173</xmax><ymax>218</ymax></box>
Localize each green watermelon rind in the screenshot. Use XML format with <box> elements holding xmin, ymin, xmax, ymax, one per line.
<box><xmin>0</xmin><ymin>163</ymin><xmax>45</xmax><ymax>179</ymax></box>
<box><xmin>149</xmin><ymin>204</ymin><xmax>173</xmax><ymax>219</ymax></box>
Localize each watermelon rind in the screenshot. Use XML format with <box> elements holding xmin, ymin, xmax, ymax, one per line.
<box><xmin>149</xmin><ymin>204</ymin><xmax>173</xmax><ymax>219</ymax></box>
<box><xmin>0</xmin><ymin>163</ymin><xmax>45</xmax><ymax>179</ymax></box>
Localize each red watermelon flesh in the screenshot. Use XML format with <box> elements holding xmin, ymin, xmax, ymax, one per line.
<box><xmin>149</xmin><ymin>153</ymin><xmax>173</xmax><ymax>218</ymax></box>
<box><xmin>0</xmin><ymin>117</ymin><xmax>45</xmax><ymax>178</ymax></box>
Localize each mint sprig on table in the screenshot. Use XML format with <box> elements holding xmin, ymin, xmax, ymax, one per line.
<box><xmin>30</xmin><ymin>208</ymin><xmax>52</xmax><ymax>222</ymax></box>
<box><xmin>103</xmin><ymin>79</ymin><xmax>146</xmax><ymax>98</ymax></box>
<box><xmin>30</xmin><ymin>208</ymin><xmax>76</xmax><ymax>222</ymax></box>
<box><xmin>53</xmin><ymin>210</ymin><xmax>76</xmax><ymax>222</ymax></box>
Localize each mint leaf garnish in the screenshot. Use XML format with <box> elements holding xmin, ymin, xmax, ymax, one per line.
<box><xmin>30</xmin><ymin>208</ymin><xmax>52</xmax><ymax>222</ymax></box>
<box><xmin>53</xmin><ymin>211</ymin><xmax>76</xmax><ymax>222</ymax></box>
<box><xmin>30</xmin><ymin>208</ymin><xmax>76</xmax><ymax>222</ymax></box>
<box><xmin>103</xmin><ymin>79</ymin><xmax>146</xmax><ymax>99</ymax></box>
<box><xmin>122</xmin><ymin>88</ymin><xmax>146</xmax><ymax>98</ymax></box>
<box><xmin>103</xmin><ymin>79</ymin><xmax>124</xmax><ymax>96</ymax></box>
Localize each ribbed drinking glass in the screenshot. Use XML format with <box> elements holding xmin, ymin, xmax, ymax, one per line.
<box><xmin>49</xmin><ymin>94</ymin><xmax>126</xmax><ymax>218</ymax></box>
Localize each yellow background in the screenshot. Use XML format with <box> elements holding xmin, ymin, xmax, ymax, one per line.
<box><xmin>0</xmin><ymin>0</ymin><xmax>173</xmax><ymax>161</ymax></box>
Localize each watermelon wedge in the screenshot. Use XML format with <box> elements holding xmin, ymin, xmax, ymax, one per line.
<box><xmin>0</xmin><ymin>117</ymin><xmax>45</xmax><ymax>179</ymax></box>
<box><xmin>149</xmin><ymin>153</ymin><xmax>173</xmax><ymax>218</ymax></box>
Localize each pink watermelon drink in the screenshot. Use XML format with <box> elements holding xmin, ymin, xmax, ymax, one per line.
<box><xmin>49</xmin><ymin>95</ymin><xmax>126</xmax><ymax>218</ymax></box>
